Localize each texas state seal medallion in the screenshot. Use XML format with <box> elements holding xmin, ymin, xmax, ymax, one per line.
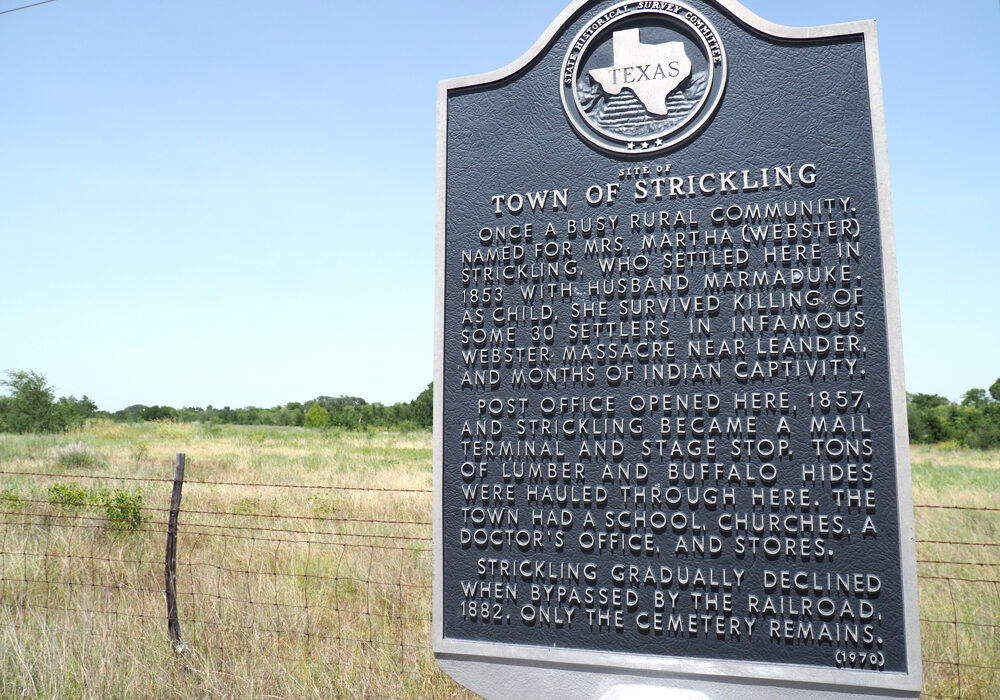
<box><xmin>561</xmin><ymin>1</ymin><xmax>727</xmax><ymax>155</ymax></box>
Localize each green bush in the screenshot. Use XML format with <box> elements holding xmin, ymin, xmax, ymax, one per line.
<box><xmin>304</xmin><ymin>402</ymin><xmax>331</xmax><ymax>428</ymax></box>
<box><xmin>232</xmin><ymin>497</ymin><xmax>261</xmax><ymax>515</ymax></box>
<box><xmin>47</xmin><ymin>483</ymin><xmax>89</xmax><ymax>507</ymax></box>
<box><xmin>308</xmin><ymin>493</ymin><xmax>338</xmax><ymax>516</ymax></box>
<box><xmin>45</xmin><ymin>483</ymin><xmax>144</xmax><ymax>530</ymax></box>
<box><xmin>907</xmin><ymin>380</ymin><xmax>1000</xmax><ymax>449</ymax></box>
<box><xmin>0</xmin><ymin>488</ymin><xmax>23</xmax><ymax>509</ymax></box>
<box><xmin>102</xmin><ymin>489</ymin><xmax>145</xmax><ymax>531</ymax></box>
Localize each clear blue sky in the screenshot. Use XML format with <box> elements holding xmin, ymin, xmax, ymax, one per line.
<box><xmin>1</xmin><ymin>0</ymin><xmax>997</xmax><ymax>411</ymax></box>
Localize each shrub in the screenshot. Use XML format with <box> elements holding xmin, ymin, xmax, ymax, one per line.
<box><xmin>130</xmin><ymin>441</ymin><xmax>149</xmax><ymax>463</ymax></box>
<box><xmin>232</xmin><ymin>497</ymin><xmax>261</xmax><ymax>515</ymax></box>
<box><xmin>46</xmin><ymin>483</ymin><xmax>144</xmax><ymax>530</ymax></box>
<box><xmin>304</xmin><ymin>403</ymin><xmax>331</xmax><ymax>428</ymax></box>
<box><xmin>88</xmin><ymin>485</ymin><xmax>111</xmax><ymax>504</ymax></box>
<box><xmin>0</xmin><ymin>488</ymin><xmax>23</xmax><ymax>509</ymax></box>
<box><xmin>47</xmin><ymin>483</ymin><xmax>89</xmax><ymax>507</ymax></box>
<box><xmin>102</xmin><ymin>489</ymin><xmax>145</xmax><ymax>531</ymax></box>
<box><xmin>53</xmin><ymin>442</ymin><xmax>98</xmax><ymax>469</ymax></box>
<box><xmin>308</xmin><ymin>493</ymin><xmax>338</xmax><ymax>516</ymax></box>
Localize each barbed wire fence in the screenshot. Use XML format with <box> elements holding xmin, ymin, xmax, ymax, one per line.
<box><xmin>913</xmin><ymin>503</ymin><xmax>1000</xmax><ymax>700</ymax></box>
<box><xmin>0</xmin><ymin>457</ymin><xmax>445</xmax><ymax>698</ymax></box>
<box><xmin>1</xmin><ymin>458</ymin><xmax>997</xmax><ymax>698</ymax></box>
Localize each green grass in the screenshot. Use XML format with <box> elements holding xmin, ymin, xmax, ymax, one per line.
<box><xmin>913</xmin><ymin>460</ymin><xmax>999</xmax><ymax>493</ymax></box>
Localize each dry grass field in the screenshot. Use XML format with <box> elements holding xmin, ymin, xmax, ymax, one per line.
<box><xmin>0</xmin><ymin>424</ymin><xmax>997</xmax><ymax>698</ymax></box>
<box><xmin>909</xmin><ymin>444</ymin><xmax>1000</xmax><ymax>699</ymax></box>
<box><xmin>0</xmin><ymin>423</ymin><xmax>469</xmax><ymax>699</ymax></box>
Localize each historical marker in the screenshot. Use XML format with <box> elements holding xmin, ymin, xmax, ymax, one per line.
<box><xmin>434</xmin><ymin>1</ymin><xmax>920</xmax><ymax>698</ymax></box>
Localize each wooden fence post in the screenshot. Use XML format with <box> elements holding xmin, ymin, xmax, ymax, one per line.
<box><xmin>165</xmin><ymin>452</ymin><xmax>188</xmax><ymax>653</ymax></box>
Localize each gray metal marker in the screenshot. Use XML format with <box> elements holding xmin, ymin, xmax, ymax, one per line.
<box><xmin>435</xmin><ymin>2</ymin><xmax>920</xmax><ymax>698</ymax></box>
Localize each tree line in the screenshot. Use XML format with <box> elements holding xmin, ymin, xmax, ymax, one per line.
<box><xmin>0</xmin><ymin>370</ymin><xmax>431</xmax><ymax>433</ymax></box>
<box><xmin>907</xmin><ymin>378</ymin><xmax>1000</xmax><ymax>449</ymax></box>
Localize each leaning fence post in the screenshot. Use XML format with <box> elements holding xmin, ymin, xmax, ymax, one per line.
<box><xmin>165</xmin><ymin>452</ymin><xmax>188</xmax><ymax>653</ymax></box>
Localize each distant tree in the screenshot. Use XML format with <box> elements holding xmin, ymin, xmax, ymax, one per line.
<box><xmin>1</xmin><ymin>370</ymin><xmax>61</xmax><ymax>433</ymax></box>
<box><xmin>274</xmin><ymin>403</ymin><xmax>304</xmax><ymax>426</ymax></box>
<box><xmin>304</xmin><ymin>402</ymin><xmax>330</xmax><ymax>428</ymax></box>
<box><xmin>78</xmin><ymin>395</ymin><xmax>98</xmax><ymax>416</ymax></box>
<box><xmin>141</xmin><ymin>405</ymin><xmax>177</xmax><ymax>421</ymax></box>
<box><xmin>907</xmin><ymin>382</ymin><xmax>1000</xmax><ymax>449</ymax></box>
<box><xmin>57</xmin><ymin>395</ymin><xmax>99</xmax><ymax>428</ymax></box>
<box><xmin>411</xmin><ymin>383</ymin><xmax>432</xmax><ymax>428</ymax></box>
<box><xmin>176</xmin><ymin>406</ymin><xmax>204</xmax><ymax>422</ymax></box>
<box><xmin>908</xmin><ymin>393</ymin><xmax>950</xmax><ymax>410</ymax></box>
<box><xmin>961</xmin><ymin>388</ymin><xmax>989</xmax><ymax>407</ymax></box>
<box><xmin>113</xmin><ymin>404</ymin><xmax>149</xmax><ymax>423</ymax></box>
<box><xmin>0</xmin><ymin>395</ymin><xmax>14</xmax><ymax>432</ymax></box>
<box><xmin>332</xmin><ymin>404</ymin><xmax>360</xmax><ymax>429</ymax></box>
<box><xmin>313</xmin><ymin>395</ymin><xmax>366</xmax><ymax>414</ymax></box>
<box><xmin>962</xmin><ymin>379</ymin><xmax>1000</xmax><ymax>449</ymax></box>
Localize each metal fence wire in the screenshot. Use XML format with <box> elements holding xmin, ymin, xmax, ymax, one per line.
<box><xmin>0</xmin><ymin>462</ymin><xmax>997</xmax><ymax>699</ymax></box>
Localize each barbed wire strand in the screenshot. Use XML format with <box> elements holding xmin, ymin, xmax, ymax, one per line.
<box><xmin>0</xmin><ymin>0</ymin><xmax>58</xmax><ymax>16</ymax></box>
